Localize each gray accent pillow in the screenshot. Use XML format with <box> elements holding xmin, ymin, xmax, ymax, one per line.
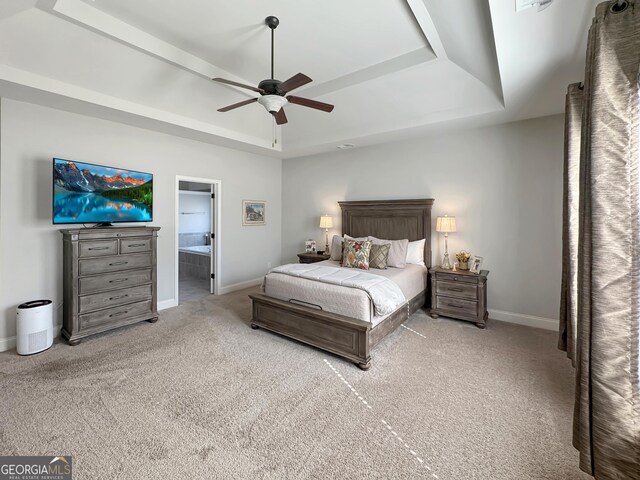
<box><xmin>330</xmin><ymin>235</ymin><xmax>343</xmax><ymax>261</ymax></box>
<box><xmin>369</xmin><ymin>237</ymin><xmax>409</xmax><ymax>268</ymax></box>
<box><xmin>369</xmin><ymin>243</ymin><xmax>390</xmax><ymax>269</ymax></box>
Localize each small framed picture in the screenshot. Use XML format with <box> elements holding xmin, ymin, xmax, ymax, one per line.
<box><xmin>305</xmin><ymin>240</ymin><xmax>315</xmax><ymax>253</ymax></box>
<box><xmin>469</xmin><ymin>255</ymin><xmax>484</xmax><ymax>274</ymax></box>
<box><xmin>242</xmin><ymin>200</ymin><xmax>266</xmax><ymax>226</ymax></box>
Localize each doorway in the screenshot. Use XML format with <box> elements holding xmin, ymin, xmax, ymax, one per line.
<box><xmin>175</xmin><ymin>176</ymin><xmax>221</xmax><ymax>305</ymax></box>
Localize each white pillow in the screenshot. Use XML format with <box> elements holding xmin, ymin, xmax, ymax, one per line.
<box><xmin>330</xmin><ymin>235</ymin><xmax>343</xmax><ymax>261</ymax></box>
<box><xmin>406</xmin><ymin>239</ymin><xmax>426</xmax><ymax>266</ymax></box>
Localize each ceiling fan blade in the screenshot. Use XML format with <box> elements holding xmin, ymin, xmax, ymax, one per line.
<box><xmin>272</xmin><ymin>108</ymin><xmax>288</xmax><ymax>125</ymax></box>
<box><xmin>277</xmin><ymin>73</ymin><xmax>312</xmax><ymax>94</ymax></box>
<box><xmin>217</xmin><ymin>97</ymin><xmax>258</xmax><ymax>112</ymax></box>
<box><xmin>286</xmin><ymin>95</ymin><xmax>334</xmax><ymax>113</ymax></box>
<box><xmin>212</xmin><ymin>77</ymin><xmax>264</xmax><ymax>93</ymax></box>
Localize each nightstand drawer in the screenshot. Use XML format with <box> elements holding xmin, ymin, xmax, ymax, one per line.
<box><xmin>436</xmin><ymin>272</ymin><xmax>478</xmax><ymax>284</ymax></box>
<box><xmin>436</xmin><ymin>295</ymin><xmax>478</xmax><ymax>317</ymax></box>
<box><xmin>436</xmin><ymin>281</ymin><xmax>477</xmax><ymax>299</ymax></box>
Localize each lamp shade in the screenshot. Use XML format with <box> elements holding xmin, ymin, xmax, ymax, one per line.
<box><xmin>319</xmin><ymin>215</ymin><xmax>333</xmax><ymax>229</ymax></box>
<box><xmin>436</xmin><ymin>215</ymin><xmax>456</xmax><ymax>233</ymax></box>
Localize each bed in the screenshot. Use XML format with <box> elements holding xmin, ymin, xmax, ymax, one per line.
<box><xmin>249</xmin><ymin>199</ymin><xmax>434</xmax><ymax>370</ymax></box>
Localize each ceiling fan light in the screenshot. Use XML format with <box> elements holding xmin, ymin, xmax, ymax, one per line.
<box><xmin>257</xmin><ymin>95</ymin><xmax>288</xmax><ymax>113</ymax></box>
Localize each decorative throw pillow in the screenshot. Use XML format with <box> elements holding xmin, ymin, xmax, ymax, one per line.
<box><xmin>369</xmin><ymin>243</ymin><xmax>390</xmax><ymax>269</ymax></box>
<box><xmin>342</xmin><ymin>240</ymin><xmax>372</xmax><ymax>270</ymax></box>
<box><xmin>344</xmin><ymin>234</ymin><xmax>368</xmax><ymax>241</ymax></box>
<box><xmin>330</xmin><ymin>235</ymin><xmax>343</xmax><ymax>261</ymax></box>
<box><xmin>369</xmin><ymin>237</ymin><xmax>409</xmax><ymax>268</ymax></box>
<box><xmin>406</xmin><ymin>239</ymin><xmax>426</xmax><ymax>266</ymax></box>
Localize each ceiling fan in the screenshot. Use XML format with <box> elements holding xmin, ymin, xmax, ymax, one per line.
<box><xmin>212</xmin><ymin>16</ymin><xmax>334</xmax><ymax>125</ymax></box>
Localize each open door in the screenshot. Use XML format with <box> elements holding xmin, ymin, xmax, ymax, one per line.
<box><xmin>210</xmin><ymin>184</ymin><xmax>216</xmax><ymax>295</ymax></box>
<box><xmin>175</xmin><ymin>176</ymin><xmax>221</xmax><ymax>305</ymax></box>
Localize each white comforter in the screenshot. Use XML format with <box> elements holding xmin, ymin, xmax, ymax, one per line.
<box><xmin>270</xmin><ymin>264</ymin><xmax>407</xmax><ymax>316</ymax></box>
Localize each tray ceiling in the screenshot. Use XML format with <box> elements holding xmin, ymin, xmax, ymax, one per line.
<box><xmin>0</xmin><ymin>0</ymin><xmax>599</xmax><ymax>157</ymax></box>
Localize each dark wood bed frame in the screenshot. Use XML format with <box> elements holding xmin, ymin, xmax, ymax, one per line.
<box><xmin>249</xmin><ymin>199</ymin><xmax>434</xmax><ymax>370</ymax></box>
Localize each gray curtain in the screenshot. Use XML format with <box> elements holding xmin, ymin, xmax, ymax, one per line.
<box><xmin>559</xmin><ymin>83</ymin><xmax>583</xmax><ymax>365</ymax></box>
<box><xmin>566</xmin><ymin>1</ymin><xmax>640</xmax><ymax>478</ymax></box>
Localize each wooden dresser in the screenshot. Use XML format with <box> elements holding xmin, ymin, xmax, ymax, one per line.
<box><xmin>61</xmin><ymin>226</ymin><xmax>160</xmax><ymax>345</ymax></box>
<box><xmin>429</xmin><ymin>267</ymin><xmax>489</xmax><ymax>328</ymax></box>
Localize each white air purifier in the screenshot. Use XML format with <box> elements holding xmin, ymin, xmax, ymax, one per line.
<box><xmin>16</xmin><ymin>300</ymin><xmax>54</xmax><ymax>355</ymax></box>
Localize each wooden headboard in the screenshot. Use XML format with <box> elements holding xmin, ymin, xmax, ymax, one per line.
<box><xmin>338</xmin><ymin>199</ymin><xmax>435</xmax><ymax>268</ymax></box>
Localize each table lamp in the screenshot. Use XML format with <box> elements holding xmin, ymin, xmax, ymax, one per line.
<box><xmin>319</xmin><ymin>215</ymin><xmax>333</xmax><ymax>255</ymax></box>
<box><xmin>436</xmin><ymin>214</ymin><xmax>456</xmax><ymax>269</ymax></box>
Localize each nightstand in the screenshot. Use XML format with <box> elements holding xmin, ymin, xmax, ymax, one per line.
<box><xmin>297</xmin><ymin>252</ymin><xmax>331</xmax><ymax>264</ymax></box>
<box><xmin>429</xmin><ymin>267</ymin><xmax>489</xmax><ymax>328</ymax></box>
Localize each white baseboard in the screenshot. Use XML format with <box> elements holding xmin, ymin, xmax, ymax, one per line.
<box><xmin>489</xmin><ymin>309</ymin><xmax>558</xmax><ymax>331</ymax></box>
<box><xmin>218</xmin><ymin>277</ymin><xmax>263</xmax><ymax>295</ymax></box>
<box><xmin>158</xmin><ymin>299</ymin><xmax>178</xmax><ymax>311</ymax></box>
<box><xmin>0</xmin><ymin>336</ymin><xmax>16</xmax><ymax>352</ymax></box>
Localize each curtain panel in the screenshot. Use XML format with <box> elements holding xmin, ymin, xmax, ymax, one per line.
<box><xmin>559</xmin><ymin>83</ymin><xmax>583</xmax><ymax>365</ymax></box>
<box><xmin>569</xmin><ymin>1</ymin><xmax>640</xmax><ymax>478</ymax></box>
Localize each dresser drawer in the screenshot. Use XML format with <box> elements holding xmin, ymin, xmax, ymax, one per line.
<box><xmin>79</xmin><ymin>253</ymin><xmax>152</xmax><ymax>276</ymax></box>
<box><xmin>79</xmin><ymin>284</ymin><xmax>152</xmax><ymax>313</ymax></box>
<box><xmin>435</xmin><ymin>272</ymin><xmax>478</xmax><ymax>284</ymax></box>
<box><xmin>436</xmin><ymin>295</ymin><xmax>478</xmax><ymax>317</ymax></box>
<box><xmin>79</xmin><ymin>269</ymin><xmax>152</xmax><ymax>295</ymax></box>
<box><xmin>120</xmin><ymin>238</ymin><xmax>151</xmax><ymax>254</ymax></box>
<box><xmin>436</xmin><ymin>280</ymin><xmax>477</xmax><ymax>299</ymax></box>
<box><xmin>78</xmin><ymin>229</ymin><xmax>152</xmax><ymax>240</ymax></box>
<box><xmin>79</xmin><ymin>300</ymin><xmax>153</xmax><ymax>331</ymax></box>
<box><xmin>79</xmin><ymin>240</ymin><xmax>118</xmax><ymax>258</ymax></box>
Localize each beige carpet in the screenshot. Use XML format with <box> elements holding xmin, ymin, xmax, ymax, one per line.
<box><xmin>0</xmin><ymin>287</ymin><xmax>589</xmax><ymax>479</ymax></box>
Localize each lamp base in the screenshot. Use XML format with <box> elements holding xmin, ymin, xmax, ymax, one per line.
<box><xmin>441</xmin><ymin>253</ymin><xmax>452</xmax><ymax>270</ymax></box>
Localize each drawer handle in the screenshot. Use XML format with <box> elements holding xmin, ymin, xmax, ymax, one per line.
<box><xmin>109</xmin><ymin>261</ymin><xmax>128</xmax><ymax>266</ymax></box>
<box><xmin>88</xmin><ymin>246</ymin><xmax>110</xmax><ymax>251</ymax></box>
<box><xmin>448</xmin><ymin>288</ymin><xmax>463</xmax><ymax>292</ymax></box>
<box><xmin>127</xmin><ymin>243</ymin><xmax>146</xmax><ymax>247</ymax></box>
<box><xmin>447</xmin><ymin>303</ymin><xmax>465</xmax><ymax>309</ymax></box>
<box><xmin>109</xmin><ymin>310</ymin><xmax>128</xmax><ymax>318</ymax></box>
<box><xmin>109</xmin><ymin>278</ymin><xmax>128</xmax><ymax>284</ymax></box>
<box><xmin>453</xmin><ymin>276</ymin><xmax>458</xmax><ymax>281</ymax></box>
<box><xmin>108</xmin><ymin>294</ymin><xmax>129</xmax><ymax>301</ymax></box>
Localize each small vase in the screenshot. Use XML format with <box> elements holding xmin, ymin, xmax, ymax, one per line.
<box><xmin>458</xmin><ymin>261</ymin><xmax>469</xmax><ymax>270</ymax></box>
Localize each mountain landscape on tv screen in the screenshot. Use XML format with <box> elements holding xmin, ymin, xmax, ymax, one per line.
<box><xmin>53</xmin><ymin>160</ymin><xmax>153</xmax><ymax>224</ymax></box>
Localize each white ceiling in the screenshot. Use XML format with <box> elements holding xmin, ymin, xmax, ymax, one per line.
<box><xmin>0</xmin><ymin>0</ymin><xmax>599</xmax><ymax>158</ymax></box>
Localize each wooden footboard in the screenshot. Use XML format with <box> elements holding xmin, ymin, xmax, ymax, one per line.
<box><xmin>249</xmin><ymin>293</ymin><xmax>372</xmax><ymax>369</ymax></box>
<box><xmin>249</xmin><ymin>290</ymin><xmax>426</xmax><ymax>370</ymax></box>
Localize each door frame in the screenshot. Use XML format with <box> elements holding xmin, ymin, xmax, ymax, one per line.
<box><xmin>175</xmin><ymin>175</ymin><xmax>221</xmax><ymax>303</ymax></box>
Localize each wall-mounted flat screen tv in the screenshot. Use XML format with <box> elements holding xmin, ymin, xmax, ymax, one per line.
<box><xmin>53</xmin><ymin>158</ymin><xmax>153</xmax><ymax>225</ymax></box>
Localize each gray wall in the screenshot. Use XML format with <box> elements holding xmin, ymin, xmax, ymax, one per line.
<box><xmin>0</xmin><ymin>99</ymin><xmax>282</xmax><ymax>346</ymax></box>
<box><xmin>282</xmin><ymin>115</ymin><xmax>564</xmax><ymax>323</ymax></box>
